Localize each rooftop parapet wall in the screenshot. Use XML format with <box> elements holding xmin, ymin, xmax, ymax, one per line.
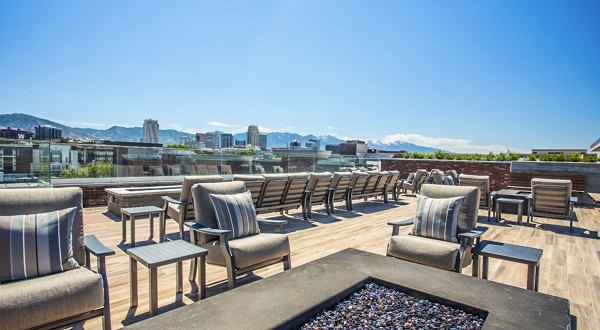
<box><xmin>381</xmin><ymin>159</ymin><xmax>511</xmax><ymax>191</ymax></box>
<box><xmin>512</xmin><ymin>161</ymin><xmax>600</xmax><ymax>193</ymax></box>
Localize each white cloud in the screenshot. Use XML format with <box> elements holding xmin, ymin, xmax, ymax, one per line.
<box><xmin>207</xmin><ymin>121</ymin><xmax>236</xmax><ymax>128</ymax></box>
<box><xmin>380</xmin><ymin>133</ymin><xmax>520</xmax><ymax>153</ymax></box>
<box><xmin>258</xmin><ymin>126</ymin><xmax>273</xmax><ymax>133</ymax></box>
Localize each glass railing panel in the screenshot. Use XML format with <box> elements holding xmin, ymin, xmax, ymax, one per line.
<box><xmin>0</xmin><ymin>140</ymin><xmax>50</xmax><ymax>186</ymax></box>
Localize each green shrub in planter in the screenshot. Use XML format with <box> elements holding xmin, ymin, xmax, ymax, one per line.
<box><xmin>485</xmin><ymin>152</ymin><xmax>496</xmax><ymax>161</ymax></box>
<box><xmin>584</xmin><ymin>155</ymin><xmax>598</xmax><ymax>163</ymax></box>
<box><xmin>568</xmin><ymin>153</ymin><xmax>582</xmax><ymax>162</ymax></box>
<box><xmin>527</xmin><ymin>154</ymin><xmax>537</xmax><ymax>161</ymax></box>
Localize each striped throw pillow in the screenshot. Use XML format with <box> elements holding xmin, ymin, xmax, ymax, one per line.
<box><xmin>0</xmin><ymin>207</ymin><xmax>79</xmax><ymax>283</ymax></box>
<box><xmin>412</xmin><ymin>196</ymin><xmax>464</xmax><ymax>243</ymax></box>
<box><xmin>209</xmin><ymin>191</ymin><xmax>260</xmax><ymax>239</ymax></box>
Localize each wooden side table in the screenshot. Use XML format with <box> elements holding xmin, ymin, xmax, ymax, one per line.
<box><xmin>472</xmin><ymin>240</ymin><xmax>543</xmax><ymax>291</ymax></box>
<box><xmin>127</xmin><ymin>240</ymin><xmax>208</xmax><ymax>316</ymax></box>
<box><xmin>121</xmin><ymin>206</ymin><xmax>165</xmax><ymax>246</ymax></box>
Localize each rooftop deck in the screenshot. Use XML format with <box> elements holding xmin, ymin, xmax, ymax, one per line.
<box><xmin>82</xmin><ymin>196</ymin><xmax>600</xmax><ymax>329</ymax></box>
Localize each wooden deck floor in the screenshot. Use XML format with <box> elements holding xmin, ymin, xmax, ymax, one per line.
<box><xmin>82</xmin><ymin>196</ymin><xmax>600</xmax><ymax>330</ymax></box>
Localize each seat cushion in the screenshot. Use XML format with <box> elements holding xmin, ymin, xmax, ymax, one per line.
<box><xmin>387</xmin><ymin>235</ymin><xmax>471</xmax><ymax>271</ymax></box>
<box><xmin>413</xmin><ymin>196</ymin><xmax>464</xmax><ymax>243</ymax></box>
<box><xmin>0</xmin><ymin>267</ymin><xmax>104</xmax><ymax>330</ymax></box>
<box><xmin>204</xmin><ymin>233</ymin><xmax>290</xmax><ymax>269</ymax></box>
<box><xmin>0</xmin><ymin>207</ymin><xmax>79</xmax><ymax>283</ymax></box>
<box><xmin>209</xmin><ymin>191</ymin><xmax>259</xmax><ymax>239</ymax></box>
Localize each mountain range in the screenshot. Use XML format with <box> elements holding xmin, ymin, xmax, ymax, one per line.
<box><xmin>0</xmin><ymin>113</ymin><xmax>439</xmax><ymax>153</ymax></box>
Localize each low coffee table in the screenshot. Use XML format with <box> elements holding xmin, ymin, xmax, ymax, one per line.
<box><xmin>121</xmin><ymin>206</ymin><xmax>165</xmax><ymax>246</ymax></box>
<box><xmin>127</xmin><ymin>240</ymin><xmax>208</xmax><ymax>316</ymax></box>
<box><xmin>472</xmin><ymin>240</ymin><xmax>543</xmax><ymax>291</ymax></box>
<box><xmin>495</xmin><ymin>198</ymin><xmax>526</xmax><ymax>223</ymax></box>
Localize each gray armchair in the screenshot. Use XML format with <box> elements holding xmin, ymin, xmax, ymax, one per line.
<box><xmin>185</xmin><ymin>181</ymin><xmax>291</xmax><ymax>289</ymax></box>
<box><xmin>387</xmin><ymin>184</ymin><xmax>487</xmax><ymax>273</ymax></box>
<box><xmin>0</xmin><ymin>188</ymin><xmax>114</xmax><ymax>330</ymax></box>
<box><xmin>161</xmin><ymin>175</ymin><xmax>223</xmax><ymax>239</ymax></box>
<box><xmin>459</xmin><ymin>174</ymin><xmax>494</xmax><ymax>220</ymax></box>
<box><xmin>399</xmin><ymin>169</ymin><xmax>428</xmax><ymax>194</ymax></box>
<box><xmin>528</xmin><ymin>178</ymin><xmax>576</xmax><ymax>232</ymax></box>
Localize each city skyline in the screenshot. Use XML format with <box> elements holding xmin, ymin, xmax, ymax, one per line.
<box><xmin>1</xmin><ymin>1</ymin><xmax>599</xmax><ymax>153</ymax></box>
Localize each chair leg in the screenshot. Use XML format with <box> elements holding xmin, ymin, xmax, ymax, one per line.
<box><xmin>227</xmin><ymin>264</ymin><xmax>237</xmax><ymax>289</ymax></box>
<box><xmin>283</xmin><ymin>254</ymin><xmax>292</xmax><ymax>270</ymax></box>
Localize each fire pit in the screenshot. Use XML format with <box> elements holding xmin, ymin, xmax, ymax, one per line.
<box><xmin>302</xmin><ymin>282</ymin><xmax>485</xmax><ymax>329</ymax></box>
<box><xmin>126</xmin><ymin>248</ymin><xmax>570</xmax><ymax>330</ymax></box>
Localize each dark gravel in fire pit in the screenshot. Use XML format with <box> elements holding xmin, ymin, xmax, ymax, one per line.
<box><xmin>301</xmin><ymin>282</ymin><xmax>485</xmax><ymax>329</ymax></box>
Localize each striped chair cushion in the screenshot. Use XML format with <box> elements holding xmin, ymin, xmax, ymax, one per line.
<box><xmin>0</xmin><ymin>207</ymin><xmax>79</xmax><ymax>283</ymax></box>
<box><xmin>412</xmin><ymin>196</ymin><xmax>464</xmax><ymax>243</ymax></box>
<box><xmin>209</xmin><ymin>191</ymin><xmax>260</xmax><ymax>239</ymax></box>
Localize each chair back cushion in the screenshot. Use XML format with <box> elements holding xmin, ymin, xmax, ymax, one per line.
<box><xmin>446</xmin><ymin>170</ymin><xmax>459</xmax><ymax>184</ymax></box>
<box><xmin>192</xmin><ymin>181</ymin><xmax>247</xmax><ymax>237</ymax></box>
<box><xmin>458</xmin><ymin>174</ymin><xmax>490</xmax><ymax>206</ymax></box>
<box><xmin>0</xmin><ymin>187</ymin><xmax>86</xmax><ymax>266</ymax></box>
<box><xmin>431</xmin><ymin>169</ymin><xmax>445</xmax><ymax>185</ymax></box>
<box><xmin>420</xmin><ymin>184</ymin><xmax>480</xmax><ymax>234</ymax></box>
<box><xmin>209</xmin><ymin>191</ymin><xmax>259</xmax><ymax>239</ymax></box>
<box><xmin>0</xmin><ymin>207</ymin><xmax>79</xmax><ymax>282</ymax></box>
<box><xmin>443</xmin><ymin>175</ymin><xmax>456</xmax><ymax>185</ymax></box>
<box><xmin>412</xmin><ymin>196</ymin><xmax>464</xmax><ymax>243</ymax></box>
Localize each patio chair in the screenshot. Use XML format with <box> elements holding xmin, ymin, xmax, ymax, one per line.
<box><xmin>0</xmin><ymin>188</ymin><xmax>115</xmax><ymax>330</ymax></box>
<box><xmin>459</xmin><ymin>174</ymin><xmax>494</xmax><ymax>220</ymax></box>
<box><xmin>183</xmin><ymin>164</ymin><xmax>197</xmax><ymax>175</ymax></box>
<box><xmin>149</xmin><ymin>165</ymin><xmax>165</xmax><ymax>176</ymax></box>
<box><xmin>387</xmin><ymin>184</ymin><xmax>486</xmax><ymax>273</ymax></box>
<box><xmin>161</xmin><ymin>175</ymin><xmax>223</xmax><ymax>239</ymax></box>
<box><xmin>232</xmin><ymin>174</ymin><xmax>265</xmax><ymax>206</ymax></box>
<box><xmin>346</xmin><ymin>171</ymin><xmax>370</xmax><ymax>210</ymax></box>
<box><xmin>386</xmin><ymin>170</ymin><xmax>401</xmax><ymax>201</ymax></box>
<box><xmin>185</xmin><ymin>181</ymin><xmax>291</xmax><ymax>289</ymax></box>
<box><xmin>207</xmin><ymin>165</ymin><xmax>220</xmax><ymax>175</ymax></box>
<box><xmin>446</xmin><ymin>170</ymin><xmax>460</xmax><ymax>185</ymax></box>
<box><xmin>220</xmin><ymin>164</ymin><xmax>233</xmax><ymax>175</ymax></box>
<box><xmin>195</xmin><ymin>164</ymin><xmax>209</xmax><ymax>176</ymax></box>
<box><xmin>327</xmin><ymin>172</ymin><xmax>353</xmax><ymax>214</ymax></box>
<box><xmin>302</xmin><ymin>172</ymin><xmax>333</xmax><ymax>220</ymax></box>
<box><xmin>255</xmin><ymin>174</ymin><xmax>289</xmax><ymax>214</ymax></box>
<box><xmin>399</xmin><ymin>169</ymin><xmax>428</xmax><ymax>194</ymax></box>
<box><xmin>128</xmin><ymin>165</ymin><xmax>145</xmax><ymax>177</ymax></box>
<box><xmin>431</xmin><ymin>169</ymin><xmax>445</xmax><ymax>185</ymax></box>
<box><xmin>166</xmin><ymin>164</ymin><xmax>183</xmax><ymax>176</ymax></box>
<box><xmin>280</xmin><ymin>173</ymin><xmax>310</xmax><ymax>215</ymax></box>
<box><xmin>528</xmin><ymin>178</ymin><xmax>576</xmax><ymax>232</ymax></box>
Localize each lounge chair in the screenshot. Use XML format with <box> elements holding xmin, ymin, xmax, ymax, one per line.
<box><xmin>446</xmin><ymin>170</ymin><xmax>460</xmax><ymax>185</ymax></box>
<box><xmin>399</xmin><ymin>169</ymin><xmax>428</xmax><ymax>194</ymax></box>
<box><xmin>255</xmin><ymin>174</ymin><xmax>288</xmax><ymax>214</ymax></box>
<box><xmin>302</xmin><ymin>172</ymin><xmax>333</xmax><ymax>220</ymax></box>
<box><xmin>327</xmin><ymin>172</ymin><xmax>353</xmax><ymax>214</ymax></box>
<box><xmin>161</xmin><ymin>175</ymin><xmax>223</xmax><ymax>239</ymax></box>
<box><xmin>346</xmin><ymin>171</ymin><xmax>370</xmax><ymax>211</ymax></box>
<box><xmin>387</xmin><ymin>184</ymin><xmax>486</xmax><ymax>273</ymax></box>
<box><xmin>279</xmin><ymin>173</ymin><xmax>310</xmax><ymax>214</ymax></box>
<box><xmin>185</xmin><ymin>181</ymin><xmax>291</xmax><ymax>289</ymax></box>
<box><xmin>149</xmin><ymin>165</ymin><xmax>165</xmax><ymax>176</ymax></box>
<box><xmin>220</xmin><ymin>164</ymin><xmax>233</xmax><ymax>175</ymax></box>
<box><xmin>207</xmin><ymin>165</ymin><xmax>219</xmax><ymax>175</ymax></box>
<box><xmin>386</xmin><ymin>170</ymin><xmax>401</xmax><ymax>201</ymax></box>
<box><xmin>0</xmin><ymin>188</ymin><xmax>115</xmax><ymax>330</ymax></box>
<box><xmin>183</xmin><ymin>164</ymin><xmax>197</xmax><ymax>175</ymax></box>
<box><xmin>232</xmin><ymin>174</ymin><xmax>265</xmax><ymax>206</ymax></box>
<box><xmin>528</xmin><ymin>178</ymin><xmax>576</xmax><ymax>232</ymax></box>
<box><xmin>459</xmin><ymin>174</ymin><xmax>494</xmax><ymax>220</ymax></box>
<box><xmin>195</xmin><ymin>164</ymin><xmax>209</xmax><ymax>176</ymax></box>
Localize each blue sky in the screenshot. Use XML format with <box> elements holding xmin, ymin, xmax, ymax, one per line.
<box><xmin>1</xmin><ymin>1</ymin><xmax>599</xmax><ymax>153</ymax></box>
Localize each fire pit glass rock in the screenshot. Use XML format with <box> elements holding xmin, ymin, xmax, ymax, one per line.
<box><xmin>301</xmin><ymin>282</ymin><xmax>485</xmax><ymax>329</ymax></box>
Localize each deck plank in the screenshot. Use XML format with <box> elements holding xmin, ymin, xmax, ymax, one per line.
<box><xmin>78</xmin><ymin>196</ymin><xmax>599</xmax><ymax>329</ymax></box>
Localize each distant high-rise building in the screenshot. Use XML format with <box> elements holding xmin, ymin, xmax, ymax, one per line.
<box><xmin>0</xmin><ymin>127</ymin><xmax>34</xmax><ymax>140</ymax></box>
<box><xmin>259</xmin><ymin>134</ymin><xmax>268</xmax><ymax>150</ymax></box>
<box><xmin>221</xmin><ymin>133</ymin><xmax>234</xmax><ymax>148</ymax></box>
<box><xmin>340</xmin><ymin>140</ymin><xmax>368</xmax><ymax>155</ymax></box>
<box><xmin>325</xmin><ymin>144</ymin><xmax>340</xmax><ymax>154</ymax></box>
<box><xmin>34</xmin><ymin>125</ymin><xmax>62</xmax><ymax>141</ymax></box>
<box><xmin>305</xmin><ymin>139</ymin><xmax>320</xmax><ymax>151</ymax></box>
<box><xmin>235</xmin><ymin>139</ymin><xmax>246</xmax><ymax>146</ymax></box>
<box><xmin>143</xmin><ymin>119</ymin><xmax>159</xmax><ymax>144</ymax></box>
<box><xmin>206</xmin><ymin>131</ymin><xmax>222</xmax><ymax>149</ymax></box>
<box><xmin>196</xmin><ymin>132</ymin><xmax>208</xmax><ymax>144</ymax></box>
<box><xmin>247</xmin><ymin>125</ymin><xmax>260</xmax><ymax>147</ymax></box>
